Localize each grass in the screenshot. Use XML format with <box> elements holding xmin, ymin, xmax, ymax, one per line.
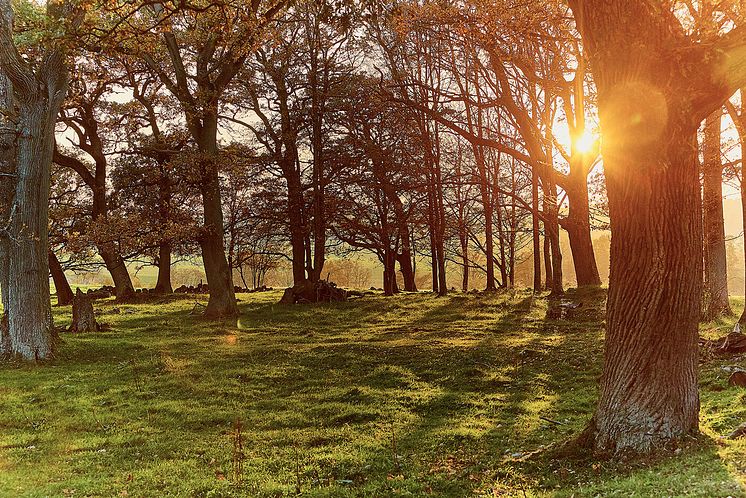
<box><xmin>0</xmin><ymin>288</ymin><xmax>745</xmax><ymax>497</ymax></box>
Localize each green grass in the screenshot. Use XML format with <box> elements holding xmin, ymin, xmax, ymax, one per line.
<box><xmin>0</xmin><ymin>288</ymin><xmax>745</xmax><ymax>497</ymax></box>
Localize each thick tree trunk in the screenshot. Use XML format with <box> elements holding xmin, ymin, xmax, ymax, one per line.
<box><xmin>702</xmin><ymin>111</ymin><xmax>731</xmax><ymax>320</ymax></box>
<box><xmin>154</xmin><ymin>242</ymin><xmax>173</xmax><ymax>294</ymax></box>
<box><xmin>567</xmin><ymin>0</ymin><xmax>724</xmax><ymax>455</ymax></box>
<box><xmin>69</xmin><ymin>289</ymin><xmax>99</xmax><ymax>333</ymax></box>
<box><xmin>0</xmin><ymin>73</ymin><xmax>13</xmax><ymax>357</ymax></box>
<box><xmin>397</xmin><ymin>252</ymin><xmax>417</xmax><ymax>292</ymax></box>
<box><xmin>49</xmin><ymin>250</ymin><xmax>73</xmax><ymax>306</ymax></box>
<box><xmin>4</xmin><ymin>100</ymin><xmax>60</xmax><ymax>360</ymax></box>
<box><xmin>741</xmin><ymin>165</ymin><xmax>746</xmax><ymax>327</ymax></box>
<box><xmin>582</xmin><ymin>126</ymin><xmax>701</xmax><ymax>454</ymax></box>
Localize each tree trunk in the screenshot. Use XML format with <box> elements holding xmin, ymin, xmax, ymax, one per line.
<box><xmin>702</xmin><ymin>110</ymin><xmax>731</xmax><ymax>320</ymax></box>
<box><xmin>154</xmin><ymin>242</ymin><xmax>173</xmax><ymax>294</ymax></box>
<box><xmin>195</xmin><ymin>116</ymin><xmax>238</xmax><ymax>318</ymax></box>
<box><xmin>100</xmin><ymin>247</ymin><xmax>135</xmax><ymax>300</ymax></box>
<box><xmin>49</xmin><ymin>250</ymin><xmax>73</xmax><ymax>306</ymax></box>
<box><xmin>383</xmin><ymin>250</ymin><xmax>397</xmax><ymax>296</ymax></box>
<box><xmin>564</xmin><ymin>166</ymin><xmax>602</xmax><ymax>287</ymax></box>
<box><xmin>532</xmin><ymin>167</ymin><xmax>542</xmax><ymax>293</ymax></box>
<box><xmin>581</xmin><ymin>126</ymin><xmax>701</xmax><ymax>455</ymax></box>
<box><xmin>286</xmin><ymin>165</ymin><xmax>308</xmax><ymax>286</ymax></box>
<box><xmin>0</xmin><ymin>72</ymin><xmax>13</xmax><ymax>357</ymax></box>
<box><xmin>397</xmin><ymin>252</ymin><xmax>417</xmax><ymax>292</ymax></box>
<box><xmin>69</xmin><ymin>289</ymin><xmax>99</xmax><ymax>333</ymax></box>
<box><xmin>4</xmin><ymin>99</ymin><xmax>60</xmax><ymax>360</ymax></box>
<box><xmin>544</xmin><ymin>179</ymin><xmax>564</xmax><ymax>296</ymax></box>
<box><xmin>567</xmin><ymin>0</ymin><xmax>724</xmax><ymax>454</ymax></box>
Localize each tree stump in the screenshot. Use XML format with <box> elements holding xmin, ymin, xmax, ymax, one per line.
<box><xmin>69</xmin><ymin>289</ymin><xmax>100</xmax><ymax>333</ymax></box>
<box><xmin>279</xmin><ymin>280</ymin><xmax>348</xmax><ymax>304</ymax></box>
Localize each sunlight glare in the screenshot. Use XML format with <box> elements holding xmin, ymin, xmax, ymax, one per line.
<box><xmin>574</xmin><ymin>131</ymin><xmax>596</xmax><ymax>154</ymax></box>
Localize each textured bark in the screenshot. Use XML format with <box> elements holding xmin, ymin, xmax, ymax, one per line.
<box><xmin>566</xmin><ymin>0</ymin><xmax>745</xmax><ymax>454</ymax></box>
<box><xmin>701</xmin><ymin>111</ymin><xmax>731</xmax><ymax>320</ymax></box>
<box><xmin>583</xmin><ymin>126</ymin><xmax>702</xmax><ymax>455</ymax></box>
<box><xmin>69</xmin><ymin>289</ymin><xmax>99</xmax><ymax>333</ymax></box>
<box><xmin>100</xmin><ymin>247</ymin><xmax>135</xmax><ymax>301</ymax></box>
<box><xmin>0</xmin><ymin>72</ymin><xmax>13</xmax><ymax>357</ymax></box>
<box><xmin>49</xmin><ymin>250</ymin><xmax>73</xmax><ymax>306</ymax></box>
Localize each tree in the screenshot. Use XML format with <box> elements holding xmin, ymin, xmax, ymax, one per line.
<box><xmin>701</xmin><ymin>110</ymin><xmax>732</xmax><ymax>319</ymax></box>
<box><xmin>0</xmin><ymin>0</ymin><xmax>79</xmax><ymax>360</ymax></box>
<box><xmin>101</xmin><ymin>0</ymin><xmax>287</xmax><ymax>317</ymax></box>
<box><xmin>569</xmin><ymin>0</ymin><xmax>746</xmax><ymax>454</ymax></box>
<box><xmin>54</xmin><ymin>57</ymin><xmax>137</xmax><ymax>300</ymax></box>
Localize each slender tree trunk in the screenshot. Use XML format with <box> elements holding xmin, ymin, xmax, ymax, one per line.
<box><xmin>543</xmin><ymin>230</ymin><xmax>553</xmax><ymax>291</ymax></box>
<box><xmin>154</xmin><ymin>242</ymin><xmax>173</xmax><ymax>294</ymax></box>
<box><xmin>545</xmin><ymin>179</ymin><xmax>564</xmax><ymax>296</ymax></box>
<box><xmin>49</xmin><ymin>250</ymin><xmax>73</xmax><ymax>306</ymax></box>
<box><xmin>532</xmin><ymin>167</ymin><xmax>542</xmax><ymax>293</ymax></box>
<box><xmin>286</xmin><ymin>165</ymin><xmax>308</xmax><ymax>286</ymax></box>
<box><xmin>564</xmin><ymin>166</ymin><xmax>602</xmax><ymax>287</ymax></box>
<box><xmin>702</xmin><ymin>110</ymin><xmax>731</xmax><ymax>319</ymax></box>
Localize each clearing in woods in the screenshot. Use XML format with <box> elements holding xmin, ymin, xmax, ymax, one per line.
<box><xmin>0</xmin><ymin>289</ymin><xmax>745</xmax><ymax>497</ymax></box>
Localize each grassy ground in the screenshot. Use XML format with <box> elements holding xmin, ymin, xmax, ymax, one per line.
<box><xmin>0</xmin><ymin>289</ymin><xmax>745</xmax><ymax>497</ymax></box>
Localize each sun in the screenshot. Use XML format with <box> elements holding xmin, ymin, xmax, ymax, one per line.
<box><xmin>574</xmin><ymin>130</ymin><xmax>597</xmax><ymax>154</ymax></box>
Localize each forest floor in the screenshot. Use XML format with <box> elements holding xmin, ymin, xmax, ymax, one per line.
<box><xmin>0</xmin><ymin>288</ymin><xmax>745</xmax><ymax>497</ymax></box>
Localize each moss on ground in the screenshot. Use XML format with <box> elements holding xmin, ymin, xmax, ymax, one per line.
<box><xmin>0</xmin><ymin>288</ymin><xmax>744</xmax><ymax>497</ymax></box>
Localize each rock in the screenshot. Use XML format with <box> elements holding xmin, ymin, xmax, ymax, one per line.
<box><xmin>729</xmin><ymin>370</ymin><xmax>746</xmax><ymax>387</ymax></box>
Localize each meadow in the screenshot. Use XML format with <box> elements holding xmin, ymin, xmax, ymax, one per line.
<box><xmin>0</xmin><ymin>289</ymin><xmax>744</xmax><ymax>497</ymax></box>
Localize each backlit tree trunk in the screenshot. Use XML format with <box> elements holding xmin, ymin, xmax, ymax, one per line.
<box><xmin>563</xmin><ymin>163</ymin><xmax>602</xmax><ymax>287</ymax></box>
<box><xmin>701</xmin><ymin>110</ymin><xmax>731</xmax><ymax>320</ymax></box>
<box><xmin>568</xmin><ymin>0</ymin><xmax>746</xmax><ymax>454</ymax></box>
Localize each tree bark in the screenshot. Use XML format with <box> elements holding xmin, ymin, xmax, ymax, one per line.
<box><xmin>100</xmin><ymin>247</ymin><xmax>135</xmax><ymax>300</ymax></box>
<box><xmin>701</xmin><ymin>110</ymin><xmax>731</xmax><ymax>320</ymax></box>
<box><xmin>2</xmin><ymin>90</ymin><xmax>64</xmax><ymax>360</ymax></box>
<box><xmin>581</xmin><ymin>126</ymin><xmax>702</xmax><ymax>455</ymax></box>
<box><xmin>566</xmin><ymin>0</ymin><xmax>740</xmax><ymax>454</ymax></box>
<box><xmin>49</xmin><ymin>250</ymin><xmax>73</xmax><ymax>306</ymax></box>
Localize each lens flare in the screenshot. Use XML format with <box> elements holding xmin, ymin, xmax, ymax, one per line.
<box><xmin>574</xmin><ymin>131</ymin><xmax>596</xmax><ymax>154</ymax></box>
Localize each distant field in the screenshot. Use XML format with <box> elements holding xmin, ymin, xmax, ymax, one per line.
<box><xmin>0</xmin><ymin>290</ymin><xmax>744</xmax><ymax>497</ymax></box>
